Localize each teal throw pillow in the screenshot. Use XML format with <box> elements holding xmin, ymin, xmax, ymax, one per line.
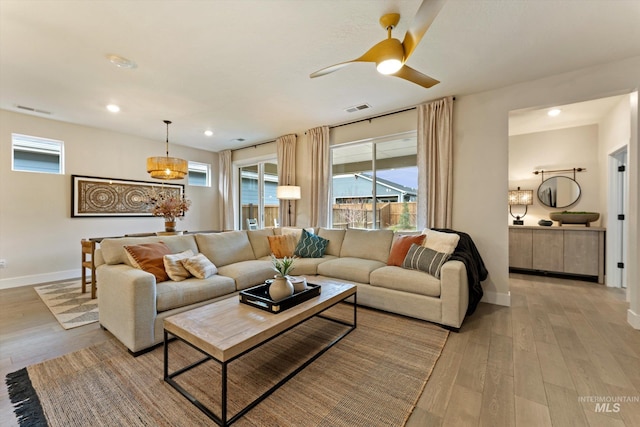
<box><xmin>402</xmin><ymin>244</ymin><xmax>451</xmax><ymax>279</ymax></box>
<box><xmin>294</xmin><ymin>229</ymin><xmax>329</xmax><ymax>258</ymax></box>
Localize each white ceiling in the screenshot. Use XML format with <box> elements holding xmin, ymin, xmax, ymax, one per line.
<box><xmin>1</xmin><ymin>0</ymin><xmax>639</xmax><ymax>152</ymax></box>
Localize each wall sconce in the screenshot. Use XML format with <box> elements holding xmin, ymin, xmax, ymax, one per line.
<box><xmin>276</xmin><ymin>185</ymin><xmax>301</xmax><ymax>225</ymax></box>
<box><xmin>508</xmin><ymin>187</ymin><xmax>533</xmax><ymax>225</ymax></box>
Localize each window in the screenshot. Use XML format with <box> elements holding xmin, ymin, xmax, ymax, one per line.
<box><xmin>12</xmin><ymin>133</ymin><xmax>64</xmax><ymax>174</ymax></box>
<box><xmin>239</xmin><ymin>161</ymin><xmax>279</xmax><ymax>229</ymax></box>
<box><xmin>331</xmin><ymin>132</ymin><xmax>418</xmax><ymax>230</ymax></box>
<box><xmin>188</xmin><ymin>161</ymin><xmax>211</xmax><ymax>187</ymax></box>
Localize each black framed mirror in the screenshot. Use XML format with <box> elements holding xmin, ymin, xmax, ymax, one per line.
<box><xmin>537</xmin><ymin>176</ymin><xmax>581</xmax><ymax>208</ymax></box>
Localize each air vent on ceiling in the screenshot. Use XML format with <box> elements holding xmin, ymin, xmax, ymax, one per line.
<box><xmin>345</xmin><ymin>103</ymin><xmax>371</xmax><ymax>113</ymax></box>
<box><xmin>16</xmin><ymin>105</ymin><xmax>52</xmax><ymax>115</ymax></box>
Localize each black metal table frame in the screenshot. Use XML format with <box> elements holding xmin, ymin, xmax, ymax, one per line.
<box><xmin>164</xmin><ymin>293</ymin><xmax>357</xmax><ymax>427</ymax></box>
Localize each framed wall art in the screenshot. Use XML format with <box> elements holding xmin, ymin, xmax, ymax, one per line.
<box><xmin>71</xmin><ymin>175</ymin><xmax>184</xmax><ymax>217</ymax></box>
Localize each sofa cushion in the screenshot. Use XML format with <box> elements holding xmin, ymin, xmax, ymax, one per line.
<box><xmin>182</xmin><ymin>253</ymin><xmax>218</xmax><ymax>279</ymax></box>
<box><xmin>387</xmin><ymin>234</ymin><xmax>426</xmax><ymax>266</ymax></box>
<box><xmin>163</xmin><ymin>250</ymin><xmax>194</xmax><ymax>281</ymax></box>
<box><xmin>267</xmin><ymin>234</ymin><xmax>298</xmax><ymax>258</ymax></box>
<box><xmin>294</xmin><ymin>229</ymin><xmax>329</xmax><ymax>258</ymax></box>
<box><xmin>260</xmin><ymin>254</ymin><xmax>338</xmax><ymax>275</ymax></box>
<box><xmin>422</xmin><ymin>228</ymin><xmax>460</xmax><ymax>254</ymax></box>
<box><xmin>124</xmin><ymin>242</ymin><xmax>171</xmax><ymax>282</ymax></box>
<box><xmin>247</xmin><ymin>229</ymin><xmax>275</xmax><ymax>259</ymax></box>
<box><xmin>316</xmin><ymin>257</ymin><xmax>385</xmax><ymax>284</ymax></box>
<box><xmin>217</xmin><ymin>260</ymin><xmax>274</xmax><ymax>291</ymax></box>
<box><xmin>370</xmin><ymin>266</ymin><xmax>441</xmax><ymax>298</ymax></box>
<box><xmin>195</xmin><ymin>231</ymin><xmax>255</xmax><ymax>267</ymax></box>
<box><xmin>340</xmin><ymin>229</ymin><xmax>394</xmax><ymax>263</ymax></box>
<box><xmin>317</xmin><ymin>228</ymin><xmax>346</xmax><ymax>257</ymax></box>
<box><xmin>156</xmin><ymin>275</ymin><xmax>236</xmax><ymax>312</ymax></box>
<box><xmin>101</xmin><ymin>235</ymin><xmax>198</xmax><ymax>265</ymax></box>
<box><xmin>403</xmin><ymin>244</ymin><xmax>451</xmax><ymax>279</ymax></box>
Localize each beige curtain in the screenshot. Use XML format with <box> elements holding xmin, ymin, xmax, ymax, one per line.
<box><xmin>417</xmin><ymin>96</ymin><xmax>454</xmax><ymax>229</ymax></box>
<box><xmin>308</xmin><ymin>126</ymin><xmax>330</xmax><ymax>227</ymax></box>
<box><xmin>277</xmin><ymin>134</ymin><xmax>297</xmax><ymax>226</ymax></box>
<box><xmin>218</xmin><ymin>149</ymin><xmax>234</xmax><ymax>230</ymax></box>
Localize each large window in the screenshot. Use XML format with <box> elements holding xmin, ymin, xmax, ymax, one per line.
<box><xmin>188</xmin><ymin>161</ymin><xmax>211</xmax><ymax>187</ymax></box>
<box><xmin>12</xmin><ymin>133</ymin><xmax>64</xmax><ymax>174</ymax></box>
<box><xmin>239</xmin><ymin>161</ymin><xmax>279</xmax><ymax>229</ymax></box>
<box><xmin>331</xmin><ymin>132</ymin><xmax>418</xmax><ymax>230</ymax></box>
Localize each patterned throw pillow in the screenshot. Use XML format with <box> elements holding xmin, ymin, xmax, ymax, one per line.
<box><xmin>163</xmin><ymin>249</ymin><xmax>194</xmax><ymax>281</ymax></box>
<box><xmin>402</xmin><ymin>244</ymin><xmax>451</xmax><ymax>279</ymax></box>
<box><xmin>293</xmin><ymin>229</ymin><xmax>329</xmax><ymax>258</ymax></box>
<box><xmin>181</xmin><ymin>253</ymin><xmax>217</xmax><ymax>279</ymax></box>
<box><xmin>124</xmin><ymin>242</ymin><xmax>172</xmax><ymax>282</ymax></box>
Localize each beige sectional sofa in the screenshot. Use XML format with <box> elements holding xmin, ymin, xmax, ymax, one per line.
<box><xmin>96</xmin><ymin>227</ymin><xmax>470</xmax><ymax>355</ymax></box>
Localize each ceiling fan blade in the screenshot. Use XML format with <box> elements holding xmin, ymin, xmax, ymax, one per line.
<box><xmin>310</xmin><ymin>40</ymin><xmax>388</xmax><ymax>78</ymax></box>
<box><xmin>391</xmin><ymin>65</ymin><xmax>440</xmax><ymax>88</ymax></box>
<box><xmin>402</xmin><ymin>0</ymin><xmax>447</xmax><ymax>60</ymax></box>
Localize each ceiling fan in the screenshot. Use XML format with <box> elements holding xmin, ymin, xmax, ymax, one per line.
<box><xmin>310</xmin><ymin>0</ymin><xmax>446</xmax><ymax>89</ymax></box>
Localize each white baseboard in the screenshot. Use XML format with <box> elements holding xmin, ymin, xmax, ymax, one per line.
<box><xmin>628</xmin><ymin>309</ymin><xmax>640</xmax><ymax>330</ymax></box>
<box><xmin>481</xmin><ymin>290</ymin><xmax>511</xmax><ymax>307</ymax></box>
<box><xmin>0</xmin><ymin>270</ymin><xmax>79</xmax><ymax>290</ymax></box>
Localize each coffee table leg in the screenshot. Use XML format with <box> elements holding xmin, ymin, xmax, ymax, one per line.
<box><xmin>163</xmin><ymin>330</ymin><xmax>169</xmax><ymax>380</ymax></box>
<box><xmin>221</xmin><ymin>362</ymin><xmax>227</xmax><ymax>426</ymax></box>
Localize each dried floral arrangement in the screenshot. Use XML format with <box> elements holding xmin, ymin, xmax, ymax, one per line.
<box><xmin>144</xmin><ymin>188</ymin><xmax>191</xmax><ymax>222</ymax></box>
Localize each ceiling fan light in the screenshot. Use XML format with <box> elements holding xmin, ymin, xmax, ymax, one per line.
<box><xmin>377</xmin><ymin>58</ymin><xmax>403</xmax><ymax>75</ymax></box>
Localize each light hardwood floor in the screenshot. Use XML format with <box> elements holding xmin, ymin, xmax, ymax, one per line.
<box><xmin>1</xmin><ymin>274</ymin><xmax>639</xmax><ymax>426</ymax></box>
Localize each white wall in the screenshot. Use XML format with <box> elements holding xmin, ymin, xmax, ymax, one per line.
<box><xmin>0</xmin><ymin>110</ymin><xmax>220</xmax><ymax>288</ymax></box>
<box><xmin>509</xmin><ymin>125</ymin><xmax>601</xmax><ymax>226</ymax></box>
<box><xmin>453</xmin><ymin>55</ymin><xmax>640</xmax><ymax>323</ymax></box>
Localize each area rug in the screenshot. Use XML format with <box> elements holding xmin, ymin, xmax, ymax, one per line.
<box><xmin>34</xmin><ymin>280</ymin><xmax>98</xmax><ymax>329</ymax></box>
<box><xmin>6</xmin><ymin>304</ymin><xmax>448</xmax><ymax>427</ymax></box>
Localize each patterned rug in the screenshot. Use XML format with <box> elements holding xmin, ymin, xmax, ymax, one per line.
<box><xmin>34</xmin><ymin>280</ymin><xmax>98</xmax><ymax>329</ymax></box>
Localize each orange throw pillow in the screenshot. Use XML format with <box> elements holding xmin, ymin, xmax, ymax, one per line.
<box><xmin>124</xmin><ymin>242</ymin><xmax>172</xmax><ymax>282</ymax></box>
<box><xmin>387</xmin><ymin>234</ymin><xmax>426</xmax><ymax>267</ymax></box>
<box><xmin>267</xmin><ymin>234</ymin><xmax>299</xmax><ymax>258</ymax></box>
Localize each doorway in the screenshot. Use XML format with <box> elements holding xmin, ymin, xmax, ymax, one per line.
<box><xmin>608</xmin><ymin>147</ymin><xmax>628</xmax><ymax>290</ymax></box>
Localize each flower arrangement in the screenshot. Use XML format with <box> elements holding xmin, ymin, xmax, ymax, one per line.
<box><xmin>144</xmin><ymin>188</ymin><xmax>191</xmax><ymax>222</ymax></box>
<box><xmin>271</xmin><ymin>255</ymin><xmax>296</xmax><ymax>277</ymax></box>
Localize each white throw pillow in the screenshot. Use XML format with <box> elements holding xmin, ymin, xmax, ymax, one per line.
<box><xmin>181</xmin><ymin>253</ymin><xmax>218</xmax><ymax>279</ymax></box>
<box><xmin>163</xmin><ymin>249</ymin><xmax>194</xmax><ymax>281</ymax></box>
<box><xmin>421</xmin><ymin>228</ymin><xmax>460</xmax><ymax>255</ymax></box>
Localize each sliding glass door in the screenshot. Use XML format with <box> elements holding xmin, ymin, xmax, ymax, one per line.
<box><xmin>239</xmin><ymin>161</ymin><xmax>278</xmax><ymax>229</ymax></box>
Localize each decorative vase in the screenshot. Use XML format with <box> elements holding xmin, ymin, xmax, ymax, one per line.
<box><xmin>269</xmin><ymin>275</ymin><xmax>294</xmax><ymax>301</ymax></box>
<box><xmin>164</xmin><ymin>220</ymin><xmax>176</xmax><ymax>232</ymax></box>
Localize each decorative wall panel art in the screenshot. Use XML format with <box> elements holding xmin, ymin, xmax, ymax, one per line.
<box><xmin>72</xmin><ymin>175</ymin><xmax>183</xmax><ymax>217</ymax></box>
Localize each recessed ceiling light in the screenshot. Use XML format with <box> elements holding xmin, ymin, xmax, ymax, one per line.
<box><xmin>106</xmin><ymin>104</ymin><xmax>120</xmax><ymax>113</ymax></box>
<box><xmin>547</xmin><ymin>108</ymin><xmax>561</xmax><ymax>117</ymax></box>
<box><xmin>204</xmin><ymin>130</ymin><xmax>214</xmax><ymax>137</ymax></box>
<box><xmin>106</xmin><ymin>54</ymin><xmax>137</xmax><ymax>69</ymax></box>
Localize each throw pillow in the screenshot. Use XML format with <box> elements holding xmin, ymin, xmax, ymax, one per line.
<box><xmin>267</xmin><ymin>234</ymin><xmax>299</xmax><ymax>258</ymax></box>
<box><xmin>387</xmin><ymin>234</ymin><xmax>426</xmax><ymax>266</ymax></box>
<box><xmin>181</xmin><ymin>253</ymin><xmax>217</xmax><ymax>279</ymax></box>
<box><xmin>294</xmin><ymin>229</ymin><xmax>329</xmax><ymax>258</ymax></box>
<box><xmin>422</xmin><ymin>228</ymin><xmax>460</xmax><ymax>254</ymax></box>
<box><xmin>163</xmin><ymin>249</ymin><xmax>194</xmax><ymax>281</ymax></box>
<box><xmin>124</xmin><ymin>242</ymin><xmax>172</xmax><ymax>283</ymax></box>
<box><xmin>402</xmin><ymin>244</ymin><xmax>451</xmax><ymax>279</ymax></box>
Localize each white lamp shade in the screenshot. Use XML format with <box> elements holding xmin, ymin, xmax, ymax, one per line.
<box><xmin>276</xmin><ymin>185</ymin><xmax>301</xmax><ymax>200</ymax></box>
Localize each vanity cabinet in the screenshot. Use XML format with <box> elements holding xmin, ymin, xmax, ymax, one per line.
<box><xmin>508</xmin><ymin>226</ymin><xmax>605</xmax><ymax>283</ymax></box>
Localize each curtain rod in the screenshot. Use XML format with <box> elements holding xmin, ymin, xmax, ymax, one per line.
<box><xmin>329</xmin><ymin>96</ymin><xmax>456</xmax><ymax>130</ymax></box>
<box><xmin>231</xmin><ymin>134</ymin><xmax>297</xmax><ymax>152</ymax></box>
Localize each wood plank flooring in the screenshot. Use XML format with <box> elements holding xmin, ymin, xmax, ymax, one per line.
<box><xmin>1</xmin><ymin>274</ymin><xmax>639</xmax><ymax>426</ymax></box>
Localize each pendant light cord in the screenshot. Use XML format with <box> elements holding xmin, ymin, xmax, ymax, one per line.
<box><xmin>164</xmin><ymin>120</ymin><xmax>172</xmax><ymax>157</ymax></box>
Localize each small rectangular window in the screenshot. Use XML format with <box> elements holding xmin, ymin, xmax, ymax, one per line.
<box><xmin>188</xmin><ymin>161</ymin><xmax>211</xmax><ymax>187</ymax></box>
<box><xmin>12</xmin><ymin>133</ymin><xmax>64</xmax><ymax>174</ymax></box>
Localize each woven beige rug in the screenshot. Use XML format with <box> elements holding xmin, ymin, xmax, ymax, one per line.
<box><xmin>34</xmin><ymin>280</ymin><xmax>98</xmax><ymax>329</ymax></box>
<box><xmin>8</xmin><ymin>304</ymin><xmax>448</xmax><ymax>426</ymax></box>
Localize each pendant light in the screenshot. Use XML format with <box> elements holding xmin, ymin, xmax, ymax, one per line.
<box><xmin>146</xmin><ymin>120</ymin><xmax>188</xmax><ymax>180</ymax></box>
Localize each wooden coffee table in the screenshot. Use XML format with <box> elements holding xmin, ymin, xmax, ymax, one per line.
<box><xmin>163</xmin><ymin>280</ymin><xmax>357</xmax><ymax>427</ymax></box>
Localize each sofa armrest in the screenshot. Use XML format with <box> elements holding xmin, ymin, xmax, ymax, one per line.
<box><xmin>97</xmin><ymin>264</ymin><xmax>157</xmax><ymax>353</ymax></box>
<box><xmin>439</xmin><ymin>260</ymin><xmax>469</xmax><ymax>328</ymax></box>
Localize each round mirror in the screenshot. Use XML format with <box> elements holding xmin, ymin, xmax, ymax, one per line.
<box><xmin>537</xmin><ymin>176</ymin><xmax>581</xmax><ymax>208</ymax></box>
